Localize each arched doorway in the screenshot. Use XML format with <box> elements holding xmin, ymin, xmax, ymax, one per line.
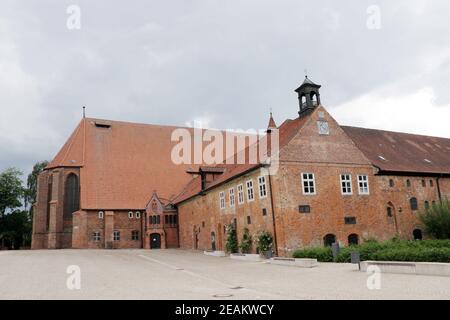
<box><xmin>413</xmin><ymin>229</ymin><xmax>423</xmax><ymax>240</ymax></box>
<box><xmin>211</xmin><ymin>232</ymin><xmax>216</xmax><ymax>251</ymax></box>
<box><xmin>150</xmin><ymin>233</ymin><xmax>161</xmax><ymax>249</ymax></box>
<box><xmin>348</xmin><ymin>233</ymin><xmax>359</xmax><ymax>246</ymax></box>
<box><xmin>323</xmin><ymin>234</ymin><xmax>336</xmax><ymax>247</ymax></box>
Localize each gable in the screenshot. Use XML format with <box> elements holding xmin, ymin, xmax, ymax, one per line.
<box><xmin>279</xmin><ymin>107</ymin><xmax>372</xmax><ymax>166</ymax></box>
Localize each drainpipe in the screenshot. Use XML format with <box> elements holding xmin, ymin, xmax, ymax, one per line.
<box><xmin>267</xmin><ymin>173</ymin><xmax>278</xmax><ymax>256</ymax></box>
<box><xmin>436</xmin><ymin>175</ymin><xmax>442</xmax><ymax>202</ymax></box>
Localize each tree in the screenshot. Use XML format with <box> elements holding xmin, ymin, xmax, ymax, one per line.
<box><xmin>418</xmin><ymin>199</ymin><xmax>450</xmax><ymax>239</ymax></box>
<box><xmin>225</xmin><ymin>224</ymin><xmax>238</xmax><ymax>253</ymax></box>
<box><xmin>1</xmin><ymin>210</ymin><xmax>31</xmax><ymax>249</ymax></box>
<box><xmin>239</xmin><ymin>228</ymin><xmax>252</xmax><ymax>254</ymax></box>
<box><xmin>0</xmin><ymin>168</ymin><xmax>25</xmax><ymax>218</ymax></box>
<box><xmin>25</xmin><ymin>161</ymin><xmax>48</xmax><ymax>214</ymax></box>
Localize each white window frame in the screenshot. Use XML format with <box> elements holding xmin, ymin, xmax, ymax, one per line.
<box><xmin>93</xmin><ymin>231</ymin><xmax>101</xmax><ymax>242</ymax></box>
<box><xmin>219</xmin><ymin>191</ymin><xmax>225</xmax><ymax>210</ymax></box>
<box><xmin>340</xmin><ymin>174</ymin><xmax>353</xmax><ymax>195</ymax></box>
<box><xmin>113</xmin><ymin>230</ymin><xmax>120</xmax><ymax>241</ymax></box>
<box><xmin>135</xmin><ymin>211</ymin><xmax>141</xmax><ymax>219</ymax></box>
<box><xmin>128</xmin><ymin>211</ymin><xmax>133</xmax><ymax>219</ymax></box>
<box><xmin>246</xmin><ymin>180</ymin><xmax>255</xmax><ymax>202</ymax></box>
<box><xmin>229</xmin><ymin>188</ymin><xmax>235</xmax><ymax>207</ymax></box>
<box><xmin>237</xmin><ymin>184</ymin><xmax>244</xmax><ymax>205</ymax></box>
<box><xmin>258</xmin><ymin>176</ymin><xmax>267</xmax><ymax>199</ymax></box>
<box><xmin>357</xmin><ymin>175</ymin><xmax>369</xmax><ymax>195</ymax></box>
<box><xmin>301</xmin><ymin>173</ymin><xmax>316</xmax><ymax>195</ymax></box>
<box><xmin>98</xmin><ymin>211</ymin><xmax>104</xmax><ymax>219</ymax></box>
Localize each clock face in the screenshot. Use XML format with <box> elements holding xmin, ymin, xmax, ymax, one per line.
<box><xmin>317</xmin><ymin>121</ymin><xmax>329</xmax><ymax>135</ymax></box>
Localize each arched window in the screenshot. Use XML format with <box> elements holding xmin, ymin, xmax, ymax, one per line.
<box><xmin>46</xmin><ymin>175</ymin><xmax>53</xmax><ymax>231</ymax></box>
<box><xmin>348</xmin><ymin>234</ymin><xmax>359</xmax><ymax>246</ymax></box>
<box><xmin>413</xmin><ymin>229</ymin><xmax>423</xmax><ymax>240</ymax></box>
<box><xmin>63</xmin><ymin>174</ymin><xmax>80</xmax><ymax>220</ymax></box>
<box><xmin>301</xmin><ymin>95</ymin><xmax>307</xmax><ymax>108</ymax></box>
<box><xmin>386</xmin><ymin>206</ymin><xmax>393</xmax><ymax>217</ymax></box>
<box><xmin>424</xmin><ymin>201</ymin><xmax>430</xmax><ymax>210</ymax></box>
<box><xmin>310</xmin><ymin>92</ymin><xmax>318</xmax><ymax>105</ymax></box>
<box><xmin>128</xmin><ymin>211</ymin><xmax>133</xmax><ymax>219</ymax></box>
<box><xmin>389</xmin><ymin>179</ymin><xmax>395</xmax><ymax>187</ymax></box>
<box><xmin>323</xmin><ymin>234</ymin><xmax>336</xmax><ymax>247</ymax></box>
<box><xmin>406</xmin><ymin>179</ymin><xmax>411</xmax><ymax>187</ymax></box>
<box><xmin>98</xmin><ymin>211</ymin><xmax>104</xmax><ymax>219</ymax></box>
<box><xmin>410</xmin><ymin>197</ymin><xmax>418</xmax><ymax>211</ymax></box>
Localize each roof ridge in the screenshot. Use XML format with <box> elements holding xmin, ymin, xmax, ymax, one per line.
<box><xmin>341</xmin><ymin>125</ymin><xmax>450</xmax><ymax>140</ymax></box>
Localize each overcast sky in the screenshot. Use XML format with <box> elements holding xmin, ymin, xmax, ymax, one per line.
<box><xmin>1</xmin><ymin>0</ymin><xmax>450</xmax><ymax>176</ymax></box>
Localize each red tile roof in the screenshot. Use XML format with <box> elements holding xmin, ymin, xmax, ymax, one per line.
<box><xmin>342</xmin><ymin>126</ymin><xmax>450</xmax><ymax>175</ymax></box>
<box><xmin>173</xmin><ymin>114</ymin><xmax>311</xmax><ymax>204</ymax></box>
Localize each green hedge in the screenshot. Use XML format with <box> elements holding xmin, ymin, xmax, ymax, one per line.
<box><xmin>293</xmin><ymin>239</ymin><xmax>450</xmax><ymax>263</ymax></box>
<box><xmin>292</xmin><ymin>247</ymin><xmax>333</xmax><ymax>262</ymax></box>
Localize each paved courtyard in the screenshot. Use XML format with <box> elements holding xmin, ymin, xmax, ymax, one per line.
<box><xmin>0</xmin><ymin>249</ymin><xmax>449</xmax><ymax>299</ymax></box>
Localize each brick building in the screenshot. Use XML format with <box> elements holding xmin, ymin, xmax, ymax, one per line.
<box><xmin>32</xmin><ymin>78</ymin><xmax>450</xmax><ymax>256</ymax></box>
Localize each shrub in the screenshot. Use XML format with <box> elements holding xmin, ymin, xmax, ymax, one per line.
<box><xmin>418</xmin><ymin>199</ymin><xmax>450</xmax><ymax>239</ymax></box>
<box><xmin>293</xmin><ymin>247</ymin><xmax>333</xmax><ymax>262</ymax></box>
<box><xmin>371</xmin><ymin>247</ymin><xmax>450</xmax><ymax>263</ymax></box>
<box><xmin>225</xmin><ymin>224</ymin><xmax>238</xmax><ymax>253</ymax></box>
<box><xmin>239</xmin><ymin>228</ymin><xmax>252</xmax><ymax>254</ymax></box>
<box><xmin>256</xmin><ymin>231</ymin><xmax>273</xmax><ymax>253</ymax></box>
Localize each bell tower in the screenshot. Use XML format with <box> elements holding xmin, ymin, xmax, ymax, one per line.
<box><xmin>295</xmin><ymin>76</ymin><xmax>321</xmax><ymax>117</ymax></box>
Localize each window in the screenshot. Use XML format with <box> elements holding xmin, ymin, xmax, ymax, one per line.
<box><xmin>237</xmin><ymin>184</ymin><xmax>244</xmax><ymax>205</ymax></box>
<box><xmin>406</xmin><ymin>179</ymin><xmax>411</xmax><ymax>188</ymax></box>
<box><xmin>430</xmin><ymin>180</ymin><xmax>434</xmax><ymax>187</ymax></box>
<box><xmin>421</xmin><ymin>179</ymin><xmax>426</xmax><ymax>187</ymax></box>
<box><xmin>424</xmin><ymin>201</ymin><xmax>430</xmax><ymax>209</ymax></box>
<box><xmin>317</xmin><ymin>121</ymin><xmax>330</xmax><ymax>135</ymax></box>
<box><xmin>247</xmin><ymin>216</ymin><xmax>251</xmax><ymax>224</ymax></box>
<box><xmin>389</xmin><ymin>179</ymin><xmax>394</xmax><ymax>187</ymax></box>
<box><xmin>344</xmin><ymin>217</ymin><xmax>357</xmax><ymax>225</ymax></box>
<box><xmin>219</xmin><ymin>191</ymin><xmax>225</xmax><ymax>210</ymax></box>
<box><xmin>357</xmin><ymin>175</ymin><xmax>369</xmax><ymax>195</ymax></box>
<box><xmin>387</xmin><ymin>207</ymin><xmax>392</xmax><ymax>216</ymax></box>
<box><xmin>298</xmin><ymin>205</ymin><xmax>311</xmax><ymax>213</ymax></box>
<box><xmin>340</xmin><ymin>174</ymin><xmax>352</xmax><ymax>195</ymax></box>
<box><xmin>93</xmin><ymin>232</ymin><xmax>101</xmax><ymax>242</ymax></box>
<box><xmin>229</xmin><ymin>188</ymin><xmax>235</xmax><ymax>207</ymax></box>
<box><xmin>113</xmin><ymin>230</ymin><xmax>120</xmax><ymax>241</ymax></box>
<box><xmin>173</xmin><ymin>215</ymin><xmax>178</xmax><ymax>225</ymax></box>
<box><xmin>410</xmin><ymin>197</ymin><xmax>418</xmax><ymax>211</ymax></box>
<box><xmin>165</xmin><ymin>215</ymin><xmax>169</xmax><ymax>224</ymax></box>
<box><xmin>136</xmin><ymin>211</ymin><xmax>141</xmax><ymax>219</ymax></box>
<box><xmin>63</xmin><ymin>173</ymin><xmax>80</xmax><ymax>220</ymax></box>
<box><xmin>128</xmin><ymin>211</ymin><xmax>133</xmax><ymax>219</ymax></box>
<box><xmin>156</xmin><ymin>215</ymin><xmax>160</xmax><ymax>224</ymax></box>
<box><xmin>202</xmin><ymin>221</ymin><xmax>205</xmax><ymax>228</ymax></box>
<box><xmin>258</xmin><ymin>176</ymin><xmax>267</xmax><ymax>198</ymax></box>
<box><xmin>348</xmin><ymin>234</ymin><xmax>359</xmax><ymax>245</ymax></box>
<box><xmin>262</xmin><ymin>208</ymin><xmax>267</xmax><ymax>216</ymax></box>
<box><xmin>131</xmin><ymin>230</ymin><xmax>139</xmax><ymax>241</ymax></box>
<box><xmin>98</xmin><ymin>211</ymin><xmax>104</xmax><ymax>219</ymax></box>
<box><xmin>301</xmin><ymin>173</ymin><xmax>316</xmax><ymax>195</ymax></box>
<box><xmin>246</xmin><ymin>180</ymin><xmax>254</xmax><ymax>202</ymax></box>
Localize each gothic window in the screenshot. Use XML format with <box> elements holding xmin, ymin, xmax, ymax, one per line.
<box><xmin>156</xmin><ymin>215</ymin><xmax>160</xmax><ymax>224</ymax></box>
<box><xmin>63</xmin><ymin>173</ymin><xmax>80</xmax><ymax>220</ymax></box>
<box><xmin>410</xmin><ymin>197</ymin><xmax>418</xmax><ymax>211</ymax></box>
<box><xmin>46</xmin><ymin>175</ymin><xmax>53</xmax><ymax>231</ymax></box>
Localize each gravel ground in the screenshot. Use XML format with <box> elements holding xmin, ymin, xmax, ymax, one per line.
<box><xmin>0</xmin><ymin>249</ymin><xmax>449</xmax><ymax>300</ymax></box>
